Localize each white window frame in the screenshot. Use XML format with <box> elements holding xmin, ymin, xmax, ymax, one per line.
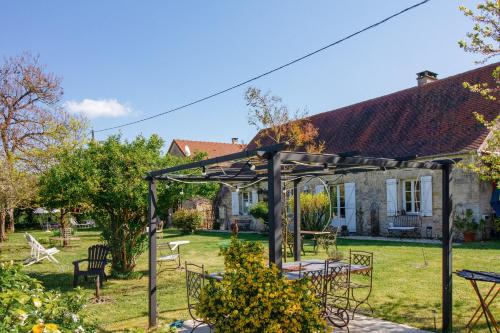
<box><xmin>402</xmin><ymin>179</ymin><xmax>421</xmax><ymax>214</ymax></box>
<box><xmin>330</xmin><ymin>184</ymin><xmax>346</xmax><ymax>218</ymax></box>
<box><xmin>239</xmin><ymin>191</ymin><xmax>251</xmax><ymax>215</ymax></box>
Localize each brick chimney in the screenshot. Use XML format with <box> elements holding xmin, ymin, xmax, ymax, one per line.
<box><xmin>231</xmin><ymin>137</ymin><xmax>239</xmax><ymax>144</ymax></box>
<box><xmin>417</xmin><ymin>70</ymin><xmax>438</xmax><ymax>87</ymax></box>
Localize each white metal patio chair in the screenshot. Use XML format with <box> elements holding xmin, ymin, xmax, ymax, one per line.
<box><xmin>24</xmin><ymin>233</ymin><xmax>60</xmax><ymax>266</ymax></box>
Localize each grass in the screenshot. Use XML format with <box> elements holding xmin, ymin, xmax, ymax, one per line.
<box><xmin>1</xmin><ymin>229</ymin><xmax>499</xmax><ymax>332</ymax></box>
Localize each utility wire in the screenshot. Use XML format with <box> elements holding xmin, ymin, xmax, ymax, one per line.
<box><xmin>95</xmin><ymin>0</ymin><xmax>431</xmax><ymax>133</ymax></box>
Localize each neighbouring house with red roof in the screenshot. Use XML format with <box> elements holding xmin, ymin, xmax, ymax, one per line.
<box><xmin>218</xmin><ymin>62</ymin><xmax>499</xmax><ymax>238</ymax></box>
<box><xmin>167</xmin><ymin>138</ymin><xmax>247</xmax><ymax>228</ymax></box>
<box><xmin>168</xmin><ymin>138</ymin><xmax>246</xmax><ymax>159</ymax></box>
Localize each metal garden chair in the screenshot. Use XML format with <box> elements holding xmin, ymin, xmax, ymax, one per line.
<box><xmin>324</xmin><ymin>260</ymin><xmax>351</xmax><ymax>331</ymax></box>
<box><xmin>284</xmin><ymin>230</ymin><xmax>305</xmax><ymax>259</ymax></box>
<box><xmin>348</xmin><ymin>250</ymin><xmax>374</xmax><ymax>319</ymax></box>
<box><xmin>317</xmin><ymin>226</ymin><xmax>339</xmax><ymax>252</ymax></box>
<box><xmin>185</xmin><ymin>262</ymin><xmax>213</xmax><ymax>332</ymax></box>
<box><xmin>298</xmin><ymin>263</ymin><xmax>325</xmax><ymax>296</ymax></box>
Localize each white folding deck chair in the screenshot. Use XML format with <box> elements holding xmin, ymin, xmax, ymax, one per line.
<box><xmin>24</xmin><ymin>233</ymin><xmax>60</xmax><ymax>266</ymax></box>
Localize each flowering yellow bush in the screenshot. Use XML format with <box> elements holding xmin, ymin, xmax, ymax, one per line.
<box><xmin>196</xmin><ymin>237</ymin><xmax>325</xmax><ymax>332</ymax></box>
<box><xmin>289</xmin><ymin>192</ymin><xmax>331</xmax><ymax>231</ymax></box>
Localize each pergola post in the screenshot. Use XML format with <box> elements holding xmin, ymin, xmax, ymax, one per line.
<box><xmin>441</xmin><ymin>163</ymin><xmax>452</xmax><ymax>332</ymax></box>
<box><xmin>293</xmin><ymin>178</ymin><xmax>301</xmax><ymax>261</ymax></box>
<box><xmin>148</xmin><ymin>178</ymin><xmax>158</xmax><ymax>328</ymax></box>
<box><xmin>267</xmin><ymin>151</ymin><xmax>283</xmax><ymax>270</ymax></box>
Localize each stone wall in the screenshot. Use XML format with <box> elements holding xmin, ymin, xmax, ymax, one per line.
<box><xmin>219</xmin><ymin>156</ymin><xmax>495</xmax><ymax>238</ymax></box>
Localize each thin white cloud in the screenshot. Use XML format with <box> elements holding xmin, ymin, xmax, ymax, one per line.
<box><xmin>65</xmin><ymin>99</ymin><xmax>133</xmax><ymax>119</ymax></box>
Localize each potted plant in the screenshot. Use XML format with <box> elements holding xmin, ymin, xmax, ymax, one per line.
<box><xmin>454</xmin><ymin>209</ymin><xmax>482</xmax><ymax>242</ymax></box>
<box><xmin>340</xmin><ymin>225</ymin><xmax>349</xmax><ymax>236</ymax></box>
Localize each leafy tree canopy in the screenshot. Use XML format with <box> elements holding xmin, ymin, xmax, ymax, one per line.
<box><xmin>40</xmin><ymin>134</ymin><xmax>218</xmax><ymax>274</ymax></box>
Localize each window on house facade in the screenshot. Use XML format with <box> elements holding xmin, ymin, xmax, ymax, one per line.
<box><xmin>239</xmin><ymin>191</ymin><xmax>251</xmax><ymax>215</ymax></box>
<box><xmin>330</xmin><ymin>184</ymin><xmax>346</xmax><ymax>218</ymax></box>
<box><xmin>402</xmin><ymin>179</ymin><xmax>420</xmax><ymax>214</ymax></box>
<box><xmin>302</xmin><ymin>185</ymin><xmax>312</xmax><ymax>194</ymax></box>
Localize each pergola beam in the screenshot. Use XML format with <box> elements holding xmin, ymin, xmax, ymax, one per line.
<box><xmin>267</xmin><ymin>151</ymin><xmax>283</xmax><ymax>270</ymax></box>
<box><xmin>293</xmin><ymin>178</ymin><xmax>301</xmax><ymax>261</ymax></box>
<box><xmin>149</xmin><ymin>143</ymin><xmax>286</xmax><ymax>178</ymax></box>
<box><xmin>280</xmin><ymin>152</ymin><xmax>444</xmax><ymax>170</ymax></box>
<box><xmin>146</xmin><ymin>144</ymin><xmax>459</xmax><ymax>330</ymax></box>
<box><xmin>148</xmin><ymin>179</ymin><xmax>158</xmax><ymax>328</ymax></box>
<box><xmin>441</xmin><ymin>162</ymin><xmax>453</xmax><ymax>332</ymax></box>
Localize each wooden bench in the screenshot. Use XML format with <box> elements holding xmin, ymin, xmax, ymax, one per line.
<box><xmin>236</xmin><ymin>219</ymin><xmax>252</xmax><ymax>231</ymax></box>
<box><xmin>387</xmin><ymin>214</ymin><xmax>422</xmax><ymax>237</ymax></box>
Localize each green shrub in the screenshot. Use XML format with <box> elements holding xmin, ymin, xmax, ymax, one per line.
<box><xmin>172</xmin><ymin>208</ymin><xmax>203</xmax><ymax>233</ymax></box>
<box><xmin>248</xmin><ymin>201</ymin><xmax>268</xmax><ymax>222</ymax></box>
<box><xmin>289</xmin><ymin>192</ymin><xmax>331</xmax><ymax>231</ymax></box>
<box><xmin>196</xmin><ymin>237</ymin><xmax>325</xmax><ymax>333</ymax></box>
<box><xmin>454</xmin><ymin>208</ymin><xmax>482</xmax><ymax>232</ymax></box>
<box><xmin>0</xmin><ymin>262</ymin><xmax>95</xmax><ymax>332</ymax></box>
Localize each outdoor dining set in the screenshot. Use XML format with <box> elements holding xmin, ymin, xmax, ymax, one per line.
<box><xmin>185</xmin><ymin>249</ymin><xmax>374</xmax><ymax>332</ymax></box>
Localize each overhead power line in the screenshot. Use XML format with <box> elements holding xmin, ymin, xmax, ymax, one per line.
<box><xmin>95</xmin><ymin>0</ymin><xmax>431</xmax><ymax>133</ymax></box>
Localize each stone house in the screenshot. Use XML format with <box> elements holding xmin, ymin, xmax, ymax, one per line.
<box><xmin>225</xmin><ymin>63</ymin><xmax>499</xmax><ymax>238</ymax></box>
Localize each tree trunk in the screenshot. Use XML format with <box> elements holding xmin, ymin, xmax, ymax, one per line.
<box><xmin>0</xmin><ymin>210</ymin><xmax>7</xmax><ymax>242</ymax></box>
<box><xmin>7</xmin><ymin>208</ymin><xmax>15</xmax><ymax>233</ymax></box>
<box><xmin>60</xmin><ymin>210</ymin><xmax>70</xmax><ymax>247</ymax></box>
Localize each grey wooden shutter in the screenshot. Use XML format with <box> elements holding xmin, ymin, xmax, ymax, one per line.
<box><xmin>251</xmin><ymin>190</ymin><xmax>258</xmax><ymax>205</ymax></box>
<box><xmin>386</xmin><ymin>179</ymin><xmax>398</xmax><ymax>216</ymax></box>
<box><xmin>420</xmin><ymin>176</ymin><xmax>433</xmax><ymax>216</ymax></box>
<box><xmin>345</xmin><ymin>183</ymin><xmax>356</xmax><ymax>232</ymax></box>
<box><xmin>231</xmin><ymin>191</ymin><xmax>239</xmax><ymax>216</ymax></box>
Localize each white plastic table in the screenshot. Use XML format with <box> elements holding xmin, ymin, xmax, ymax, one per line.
<box><xmin>157</xmin><ymin>240</ymin><xmax>190</xmax><ymax>269</ymax></box>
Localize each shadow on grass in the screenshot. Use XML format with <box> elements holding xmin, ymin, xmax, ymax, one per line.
<box><xmin>374</xmin><ymin>297</ymin><xmax>438</xmax><ymax>332</ymax></box>
<box><xmin>28</xmin><ymin>271</ymin><xmax>75</xmax><ymax>292</ymax></box>
<box><xmin>28</xmin><ymin>270</ymin><xmax>113</xmax><ymax>292</ymax></box>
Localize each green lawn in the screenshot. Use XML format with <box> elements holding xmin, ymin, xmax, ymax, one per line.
<box><xmin>1</xmin><ymin>229</ymin><xmax>499</xmax><ymax>332</ymax></box>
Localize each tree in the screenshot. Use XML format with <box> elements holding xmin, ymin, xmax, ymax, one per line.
<box><xmin>0</xmin><ymin>52</ymin><xmax>86</xmax><ymax>240</ymax></box>
<box><xmin>40</xmin><ymin>134</ymin><xmax>218</xmax><ymax>275</ymax></box>
<box><xmin>458</xmin><ymin>1</ymin><xmax>500</xmax><ymax>186</ymax></box>
<box><xmin>38</xmin><ymin>148</ymin><xmax>97</xmax><ymax>245</ymax></box>
<box><xmin>245</xmin><ymin>87</ymin><xmax>324</xmax><ymax>152</ymax></box>
<box><xmin>0</xmin><ymin>161</ymin><xmax>38</xmax><ymax>240</ymax></box>
<box><xmin>79</xmin><ymin>135</ymin><xmax>161</xmax><ymax>274</ymax></box>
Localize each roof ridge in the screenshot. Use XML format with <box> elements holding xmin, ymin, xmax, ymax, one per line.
<box><xmin>247</xmin><ymin>62</ymin><xmax>498</xmax><ymax>158</ymax></box>
<box><xmin>173</xmin><ymin>138</ymin><xmax>246</xmax><ymax>146</ymax></box>
<box><xmin>309</xmin><ymin>61</ymin><xmax>499</xmax><ymax>120</ymax></box>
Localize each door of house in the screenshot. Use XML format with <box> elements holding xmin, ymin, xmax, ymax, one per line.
<box><xmin>324</xmin><ymin>183</ymin><xmax>356</xmax><ymax>233</ymax></box>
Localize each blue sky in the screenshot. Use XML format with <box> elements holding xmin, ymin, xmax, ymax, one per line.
<box><xmin>0</xmin><ymin>1</ymin><xmax>488</xmax><ymax>146</ymax></box>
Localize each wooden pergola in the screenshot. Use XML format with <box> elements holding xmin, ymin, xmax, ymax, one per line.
<box><xmin>146</xmin><ymin>143</ymin><xmax>455</xmax><ymax>332</ymax></box>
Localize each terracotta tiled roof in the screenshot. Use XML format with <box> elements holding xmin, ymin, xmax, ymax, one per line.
<box><xmin>169</xmin><ymin>139</ymin><xmax>246</xmax><ymax>159</ymax></box>
<box><xmin>247</xmin><ymin>62</ymin><xmax>499</xmax><ymax>159</ymax></box>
